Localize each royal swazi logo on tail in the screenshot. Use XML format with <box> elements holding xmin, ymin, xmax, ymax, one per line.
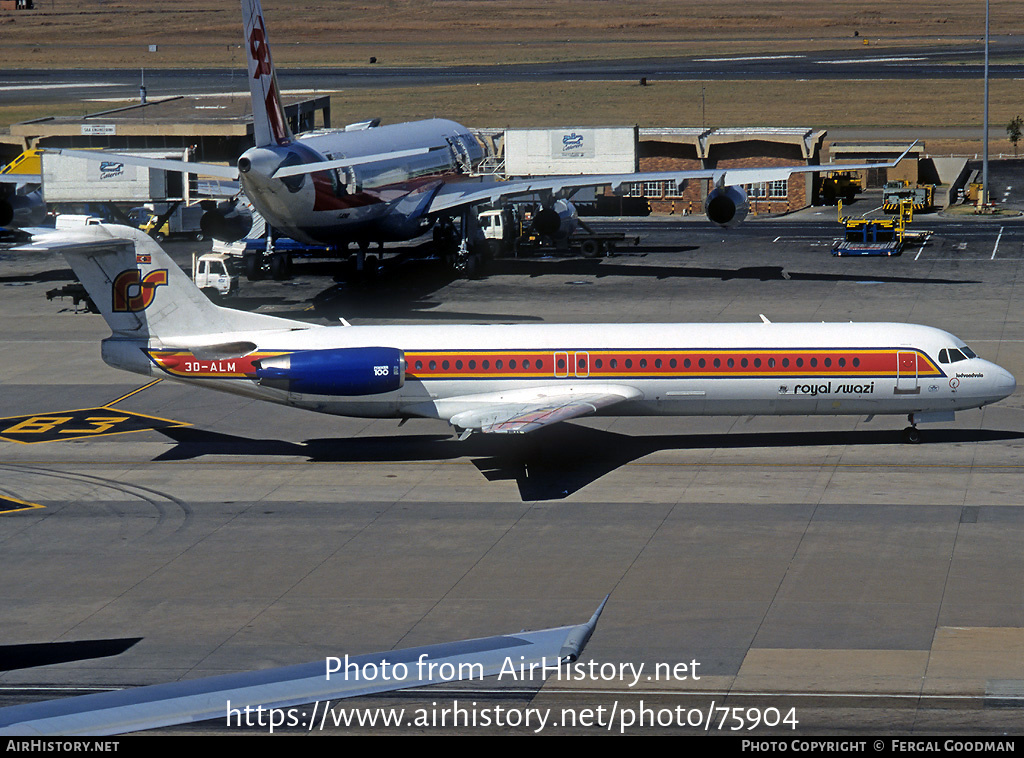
<box><xmin>112</xmin><ymin>269</ymin><xmax>168</xmax><ymax>312</ymax></box>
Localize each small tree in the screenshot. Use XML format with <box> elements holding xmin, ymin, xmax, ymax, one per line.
<box><xmin>1008</xmin><ymin>116</ymin><xmax>1023</xmax><ymax>157</ymax></box>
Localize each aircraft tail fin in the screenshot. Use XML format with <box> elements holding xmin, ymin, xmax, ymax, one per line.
<box><xmin>20</xmin><ymin>224</ymin><xmax>308</xmax><ymax>345</ymax></box>
<box><xmin>242</xmin><ymin>0</ymin><xmax>294</xmax><ymax>147</ymax></box>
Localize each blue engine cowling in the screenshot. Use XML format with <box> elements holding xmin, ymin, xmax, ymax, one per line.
<box><xmin>254</xmin><ymin>347</ymin><xmax>405</xmax><ymax>395</ymax></box>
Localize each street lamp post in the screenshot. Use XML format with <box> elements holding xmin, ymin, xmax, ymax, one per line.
<box><xmin>982</xmin><ymin>0</ymin><xmax>990</xmax><ymax>207</ymax></box>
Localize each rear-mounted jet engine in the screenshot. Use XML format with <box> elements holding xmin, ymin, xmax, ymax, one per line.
<box><xmin>254</xmin><ymin>347</ymin><xmax>405</xmax><ymax>395</ymax></box>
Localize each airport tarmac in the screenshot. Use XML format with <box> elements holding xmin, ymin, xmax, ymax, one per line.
<box><xmin>1</xmin><ymin>212</ymin><xmax>1024</xmax><ymax>734</ymax></box>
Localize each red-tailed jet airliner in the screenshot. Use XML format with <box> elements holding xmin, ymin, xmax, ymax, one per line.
<box><xmin>51</xmin><ymin>0</ymin><xmax>913</xmax><ymax>275</ymax></box>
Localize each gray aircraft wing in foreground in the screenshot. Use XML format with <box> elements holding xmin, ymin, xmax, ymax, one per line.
<box><xmin>0</xmin><ymin>597</ymin><xmax>607</xmax><ymax>736</ymax></box>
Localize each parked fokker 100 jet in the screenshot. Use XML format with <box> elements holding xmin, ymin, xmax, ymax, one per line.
<box><xmin>51</xmin><ymin>0</ymin><xmax>913</xmax><ymax>276</ymax></box>
<box><xmin>26</xmin><ymin>224</ymin><xmax>1015</xmax><ymax>444</ymax></box>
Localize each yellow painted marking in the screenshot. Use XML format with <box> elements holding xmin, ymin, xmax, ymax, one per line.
<box><xmin>2</xmin><ymin>416</ymin><xmax>74</xmax><ymax>435</ymax></box>
<box><xmin>58</xmin><ymin>417</ymin><xmax>131</xmax><ymax>435</ymax></box>
<box><xmin>0</xmin><ymin>381</ymin><xmax>188</xmax><ymax>444</ymax></box>
<box><xmin>0</xmin><ymin>495</ymin><xmax>45</xmax><ymax>515</ymax></box>
<box><xmin>103</xmin><ymin>379</ymin><xmax>163</xmax><ymax>407</ymax></box>
<box><xmin>0</xmin><ymin>460</ymin><xmax>1022</xmax><ymax>470</ymax></box>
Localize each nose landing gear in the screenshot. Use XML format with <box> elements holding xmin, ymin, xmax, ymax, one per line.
<box><xmin>902</xmin><ymin>414</ymin><xmax>922</xmax><ymax>444</ymax></box>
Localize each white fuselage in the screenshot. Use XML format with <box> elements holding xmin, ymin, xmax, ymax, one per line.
<box><xmin>118</xmin><ymin>321</ymin><xmax>1015</xmax><ymax>426</ymax></box>
<box><xmin>236</xmin><ymin>119</ymin><xmax>484</xmax><ymax>245</ymax></box>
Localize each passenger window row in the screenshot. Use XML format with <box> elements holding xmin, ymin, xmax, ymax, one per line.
<box><xmin>409</xmin><ymin>352</ymin><xmax>884</xmax><ymax>374</ymax></box>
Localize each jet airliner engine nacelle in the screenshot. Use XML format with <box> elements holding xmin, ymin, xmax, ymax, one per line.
<box><xmin>254</xmin><ymin>347</ymin><xmax>405</xmax><ymax>396</ymax></box>
<box><xmin>199</xmin><ymin>199</ymin><xmax>254</xmax><ymax>243</ymax></box>
<box><xmin>704</xmin><ymin>185</ymin><xmax>749</xmax><ymax>228</ymax></box>
<box><xmin>0</xmin><ymin>189</ymin><xmax>44</xmax><ymax>229</ymax></box>
<box><xmin>530</xmin><ymin>198</ymin><xmax>579</xmax><ymax>240</ymax></box>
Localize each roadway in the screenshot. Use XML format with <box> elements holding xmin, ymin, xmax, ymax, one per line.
<box><xmin>1</xmin><ymin>212</ymin><xmax>1023</xmax><ymax>734</ymax></box>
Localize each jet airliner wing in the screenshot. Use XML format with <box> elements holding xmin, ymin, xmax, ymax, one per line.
<box><xmin>415</xmin><ymin>384</ymin><xmax>643</xmax><ymax>436</ymax></box>
<box><xmin>0</xmin><ymin>597</ymin><xmax>608</xmax><ymax>735</ymax></box>
<box><xmin>427</xmin><ymin>143</ymin><xmax>917</xmax><ymax>215</ymax></box>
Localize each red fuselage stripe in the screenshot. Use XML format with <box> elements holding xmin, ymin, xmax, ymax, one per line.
<box><xmin>404</xmin><ymin>349</ymin><xmax>943</xmax><ymax>380</ymax></box>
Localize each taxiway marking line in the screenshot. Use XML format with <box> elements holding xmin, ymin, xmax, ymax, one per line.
<box><xmin>992</xmin><ymin>226</ymin><xmax>1004</xmax><ymax>260</ymax></box>
<box><xmin>104</xmin><ymin>379</ymin><xmax>163</xmax><ymax>407</ymax></box>
<box><xmin>3</xmin><ymin>460</ymin><xmax>1024</xmax><ymax>470</ymax></box>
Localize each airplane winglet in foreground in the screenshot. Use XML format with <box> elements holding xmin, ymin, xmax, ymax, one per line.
<box><xmin>26</xmin><ymin>224</ymin><xmax>1015</xmax><ymax>443</ymax></box>
<box><xmin>0</xmin><ymin>596</ymin><xmax>610</xmax><ymax>735</ymax></box>
<box><xmin>48</xmin><ymin>0</ymin><xmax>918</xmax><ymax>273</ymax></box>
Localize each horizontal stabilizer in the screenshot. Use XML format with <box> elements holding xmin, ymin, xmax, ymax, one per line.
<box><xmin>271</xmin><ymin>147</ymin><xmax>439</xmax><ymax>178</ymax></box>
<box><xmin>47</xmin><ymin>149</ymin><xmax>238</xmax><ymax>181</ymax></box>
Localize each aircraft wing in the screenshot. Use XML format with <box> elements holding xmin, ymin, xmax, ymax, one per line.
<box><xmin>0</xmin><ymin>597</ymin><xmax>608</xmax><ymax>736</ymax></box>
<box><xmin>417</xmin><ymin>384</ymin><xmax>643</xmax><ymax>435</ymax></box>
<box><xmin>427</xmin><ymin>143</ymin><xmax>917</xmax><ymax>215</ymax></box>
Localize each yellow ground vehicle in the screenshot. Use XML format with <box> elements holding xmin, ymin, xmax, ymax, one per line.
<box><xmin>882</xmin><ymin>181</ymin><xmax>935</xmax><ymax>212</ymax></box>
<box><xmin>832</xmin><ymin>199</ymin><xmax>924</xmax><ymax>256</ymax></box>
<box><xmin>820</xmin><ymin>171</ymin><xmax>862</xmax><ymax>204</ymax></box>
<box><xmin>138</xmin><ymin>203</ymin><xmax>205</xmax><ymax>241</ymax></box>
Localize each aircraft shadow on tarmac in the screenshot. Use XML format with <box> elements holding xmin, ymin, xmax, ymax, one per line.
<box><xmin>154</xmin><ymin>425</ymin><xmax>1024</xmax><ymax>502</ymax></box>
<box><xmin>482</xmin><ymin>259</ymin><xmax>979</xmax><ymax>285</ymax></box>
<box><xmin>0</xmin><ymin>638</ymin><xmax>142</xmax><ymax>672</ymax></box>
<box><xmin>0</xmin><ymin>267</ymin><xmax>78</xmax><ymax>284</ymax></box>
<box><xmin>260</xmin><ymin>255</ymin><xmax>978</xmax><ymax>321</ymax></box>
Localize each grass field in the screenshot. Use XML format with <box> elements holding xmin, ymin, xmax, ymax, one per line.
<box><xmin>1</xmin><ymin>1</ymin><xmax>1020</xmax><ymax>154</ymax></box>
<box><xmin>2</xmin><ymin>77</ymin><xmax>1012</xmax><ymax>156</ymax></box>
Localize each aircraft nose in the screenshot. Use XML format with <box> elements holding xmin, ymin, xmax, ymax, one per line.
<box><xmin>993</xmin><ymin>364</ymin><xmax>1017</xmax><ymax>400</ymax></box>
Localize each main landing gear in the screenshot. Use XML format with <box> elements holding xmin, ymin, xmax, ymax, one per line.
<box><xmin>435</xmin><ymin>211</ymin><xmax>485</xmax><ymax>278</ymax></box>
<box><xmin>244</xmin><ymin>250</ymin><xmax>292</xmax><ymax>281</ymax></box>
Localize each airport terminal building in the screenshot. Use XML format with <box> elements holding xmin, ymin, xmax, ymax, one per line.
<box><xmin>3</xmin><ymin>96</ymin><xmax>925</xmax><ymax>217</ymax></box>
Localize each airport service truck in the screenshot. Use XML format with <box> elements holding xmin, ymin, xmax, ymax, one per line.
<box><xmin>192</xmin><ymin>252</ymin><xmax>240</xmax><ymax>299</ymax></box>
<box><xmin>477</xmin><ymin>207</ymin><xmax>637</xmax><ymax>259</ymax></box>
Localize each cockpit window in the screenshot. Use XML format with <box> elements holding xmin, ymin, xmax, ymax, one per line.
<box><xmin>939</xmin><ymin>348</ymin><xmax>971</xmax><ymax>364</ymax></box>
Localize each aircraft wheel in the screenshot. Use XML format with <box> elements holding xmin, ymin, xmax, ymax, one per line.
<box><xmin>903</xmin><ymin>426</ymin><xmax>922</xmax><ymax>444</ymax></box>
<box><xmin>363</xmin><ymin>254</ymin><xmax>379</xmax><ymax>280</ymax></box>
<box><xmin>244</xmin><ymin>254</ymin><xmax>262</xmax><ymax>281</ymax></box>
<box><xmin>269</xmin><ymin>253</ymin><xmax>290</xmax><ymax>281</ymax></box>
<box><xmin>454</xmin><ymin>253</ymin><xmax>479</xmax><ymax>278</ymax></box>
